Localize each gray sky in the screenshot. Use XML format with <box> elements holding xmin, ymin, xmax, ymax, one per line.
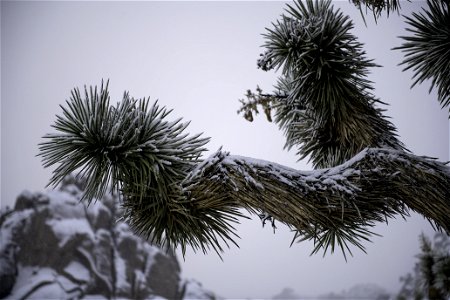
<box><xmin>1</xmin><ymin>1</ymin><xmax>449</xmax><ymax>298</ymax></box>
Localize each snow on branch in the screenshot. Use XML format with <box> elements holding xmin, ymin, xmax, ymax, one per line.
<box><xmin>184</xmin><ymin>147</ymin><xmax>450</xmax><ymax>257</ymax></box>
<box><xmin>39</xmin><ymin>80</ymin><xmax>449</xmax><ymax>258</ymax></box>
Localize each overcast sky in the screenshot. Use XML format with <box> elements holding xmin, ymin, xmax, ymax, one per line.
<box><xmin>1</xmin><ymin>1</ymin><xmax>449</xmax><ymax>298</ymax></box>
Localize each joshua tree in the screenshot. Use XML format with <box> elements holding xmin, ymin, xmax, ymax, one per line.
<box><xmin>396</xmin><ymin>233</ymin><xmax>450</xmax><ymax>300</ymax></box>
<box><xmin>38</xmin><ymin>0</ymin><xmax>450</xmax><ymax>259</ymax></box>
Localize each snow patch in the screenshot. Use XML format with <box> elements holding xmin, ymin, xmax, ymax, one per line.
<box><xmin>46</xmin><ymin>218</ymin><xmax>94</xmax><ymax>247</ymax></box>
<box><xmin>47</xmin><ymin>189</ymin><xmax>79</xmax><ymax>205</ymax></box>
<box><xmin>6</xmin><ymin>266</ymin><xmax>56</xmax><ymax>300</ymax></box>
<box><xmin>114</xmin><ymin>251</ymin><xmax>130</xmax><ymax>292</ymax></box>
<box><xmin>181</xmin><ymin>279</ymin><xmax>214</xmax><ymax>300</ymax></box>
<box><xmin>0</xmin><ymin>209</ymin><xmax>32</xmax><ymax>253</ymax></box>
<box><xmin>63</xmin><ymin>261</ymin><xmax>90</xmax><ymax>283</ymax></box>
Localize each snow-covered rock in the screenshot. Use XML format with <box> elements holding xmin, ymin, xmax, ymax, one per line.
<box><xmin>0</xmin><ymin>174</ymin><xmax>215</xmax><ymax>300</ymax></box>
<box><xmin>179</xmin><ymin>279</ymin><xmax>216</xmax><ymax>300</ymax></box>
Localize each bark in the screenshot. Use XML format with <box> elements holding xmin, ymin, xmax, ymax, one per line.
<box><xmin>184</xmin><ymin>147</ymin><xmax>450</xmax><ymax>249</ymax></box>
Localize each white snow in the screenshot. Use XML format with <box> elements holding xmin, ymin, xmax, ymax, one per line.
<box><xmin>25</xmin><ymin>282</ymin><xmax>68</xmax><ymax>299</ymax></box>
<box><xmin>61</xmin><ymin>183</ymin><xmax>82</xmax><ymax>195</ymax></box>
<box><xmin>0</xmin><ymin>209</ymin><xmax>32</xmax><ymax>254</ymax></box>
<box><xmin>46</xmin><ymin>218</ymin><xmax>94</xmax><ymax>248</ymax></box>
<box><xmin>76</xmin><ymin>247</ymin><xmax>113</xmax><ymax>292</ymax></box>
<box><xmin>47</xmin><ymin>189</ymin><xmax>79</xmax><ymax>205</ymax></box>
<box><xmin>224</xmin><ymin>153</ymin><xmax>359</xmax><ymax>195</ymax></box>
<box><xmin>6</xmin><ymin>265</ymin><xmax>57</xmax><ymax>300</ymax></box>
<box><xmin>114</xmin><ymin>251</ymin><xmax>130</xmax><ymax>292</ymax></box>
<box><xmin>148</xmin><ymin>296</ymin><xmax>168</xmax><ymax>300</ymax></box>
<box><xmin>2</xmin><ymin>180</ymin><xmax>215</xmax><ymax>300</ymax></box>
<box><xmin>54</xmin><ymin>273</ymin><xmax>82</xmax><ymax>295</ymax></box>
<box><xmin>64</xmin><ymin>261</ymin><xmax>90</xmax><ymax>283</ymax></box>
<box><xmin>181</xmin><ymin>279</ymin><xmax>214</xmax><ymax>300</ymax></box>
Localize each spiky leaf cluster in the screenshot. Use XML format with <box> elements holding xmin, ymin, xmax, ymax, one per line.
<box><xmin>396</xmin><ymin>233</ymin><xmax>450</xmax><ymax>299</ymax></box>
<box><xmin>350</xmin><ymin>0</ymin><xmax>401</xmax><ymax>20</ymax></box>
<box><xmin>257</xmin><ymin>0</ymin><xmax>404</xmax><ymax>168</ymax></box>
<box><xmin>39</xmin><ymin>82</ymin><xmax>209</xmax><ymax>202</ymax></box>
<box><xmin>395</xmin><ymin>0</ymin><xmax>450</xmax><ymax>115</ymax></box>
<box><xmin>39</xmin><ymin>0</ymin><xmax>450</xmax><ymax>259</ymax></box>
<box><xmin>39</xmin><ymin>83</ymin><xmax>245</xmax><ymax>256</ymax></box>
<box><xmin>39</xmin><ymin>82</ymin><xmax>118</xmax><ymax>201</ymax></box>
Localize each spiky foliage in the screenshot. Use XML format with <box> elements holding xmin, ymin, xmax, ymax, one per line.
<box><xmin>39</xmin><ymin>81</ymin><xmax>208</xmax><ymax>202</ymax></box>
<box><xmin>234</xmin><ymin>0</ymin><xmax>449</xmax><ymax>256</ymax></box>
<box><xmin>40</xmin><ymin>0</ymin><xmax>450</xmax><ymax>259</ymax></box>
<box><xmin>38</xmin><ymin>82</ymin><xmax>245</xmax><ymax>255</ymax></box>
<box><xmin>394</xmin><ymin>0</ymin><xmax>450</xmax><ymax>115</ymax></box>
<box><xmin>250</xmin><ymin>0</ymin><xmax>404</xmax><ymax>168</ymax></box>
<box><xmin>38</xmin><ymin>81</ymin><xmax>208</xmax><ymax>199</ymax></box>
<box><xmin>39</xmin><ymin>81</ymin><xmax>117</xmax><ymax>201</ymax></box>
<box><xmin>350</xmin><ymin>0</ymin><xmax>401</xmax><ymax>20</ymax></box>
<box><xmin>396</xmin><ymin>233</ymin><xmax>450</xmax><ymax>300</ymax></box>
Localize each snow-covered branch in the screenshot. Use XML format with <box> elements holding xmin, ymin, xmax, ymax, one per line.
<box><xmin>184</xmin><ymin>147</ymin><xmax>450</xmax><ymax>255</ymax></box>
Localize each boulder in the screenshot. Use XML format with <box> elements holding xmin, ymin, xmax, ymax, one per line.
<box><xmin>0</xmin><ymin>174</ymin><xmax>215</xmax><ymax>300</ymax></box>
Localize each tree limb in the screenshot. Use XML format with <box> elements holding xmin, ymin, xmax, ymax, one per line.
<box><xmin>183</xmin><ymin>147</ymin><xmax>450</xmax><ymax>256</ymax></box>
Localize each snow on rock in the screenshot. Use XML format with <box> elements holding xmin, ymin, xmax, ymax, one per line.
<box><xmin>0</xmin><ymin>174</ymin><xmax>216</xmax><ymax>299</ymax></box>
<box><xmin>47</xmin><ymin>218</ymin><xmax>95</xmax><ymax>248</ymax></box>
<box><xmin>180</xmin><ymin>279</ymin><xmax>216</xmax><ymax>300</ymax></box>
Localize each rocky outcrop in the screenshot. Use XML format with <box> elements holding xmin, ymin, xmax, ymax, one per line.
<box><xmin>0</xmin><ymin>175</ymin><xmax>215</xmax><ymax>300</ymax></box>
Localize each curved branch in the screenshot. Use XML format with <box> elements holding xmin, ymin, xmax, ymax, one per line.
<box><xmin>183</xmin><ymin>147</ymin><xmax>450</xmax><ymax>256</ymax></box>
<box><xmin>40</xmin><ymin>82</ymin><xmax>448</xmax><ymax>258</ymax></box>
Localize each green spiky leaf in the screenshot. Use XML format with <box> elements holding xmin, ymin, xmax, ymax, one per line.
<box><xmin>257</xmin><ymin>0</ymin><xmax>404</xmax><ymax>168</ymax></box>
<box><xmin>394</xmin><ymin>0</ymin><xmax>450</xmax><ymax>115</ymax></box>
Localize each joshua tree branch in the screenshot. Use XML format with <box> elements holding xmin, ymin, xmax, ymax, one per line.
<box><xmin>184</xmin><ymin>147</ymin><xmax>450</xmax><ymax>255</ymax></box>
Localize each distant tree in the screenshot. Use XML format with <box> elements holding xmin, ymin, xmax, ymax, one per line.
<box><xmin>319</xmin><ymin>283</ymin><xmax>391</xmax><ymax>299</ymax></box>
<box><xmin>272</xmin><ymin>287</ymin><xmax>302</xmax><ymax>299</ymax></box>
<box><xmin>38</xmin><ymin>0</ymin><xmax>450</xmax><ymax>259</ymax></box>
<box><xmin>396</xmin><ymin>233</ymin><xmax>450</xmax><ymax>300</ymax></box>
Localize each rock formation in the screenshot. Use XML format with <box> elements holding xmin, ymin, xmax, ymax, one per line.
<box><xmin>0</xmin><ymin>175</ymin><xmax>215</xmax><ymax>299</ymax></box>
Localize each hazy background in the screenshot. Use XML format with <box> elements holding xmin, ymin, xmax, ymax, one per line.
<box><xmin>1</xmin><ymin>1</ymin><xmax>449</xmax><ymax>298</ymax></box>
